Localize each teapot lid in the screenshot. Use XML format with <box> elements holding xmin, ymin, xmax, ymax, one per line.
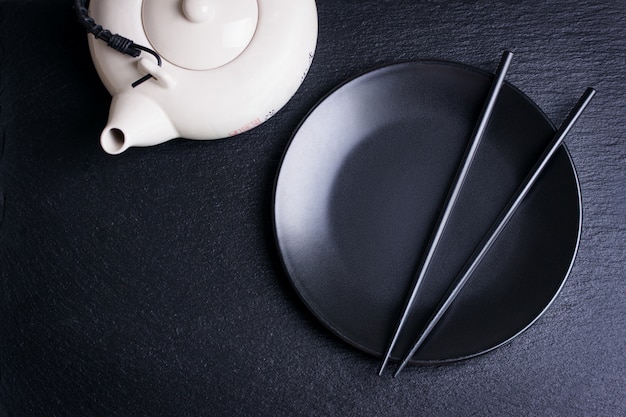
<box><xmin>142</xmin><ymin>0</ymin><xmax>259</xmax><ymax>70</ymax></box>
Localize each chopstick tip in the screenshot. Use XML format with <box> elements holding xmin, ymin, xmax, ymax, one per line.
<box><xmin>377</xmin><ymin>362</ymin><xmax>388</xmax><ymax>376</ymax></box>
<box><xmin>393</xmin><ymin>362</ymin><xmax>408</xmax><ymax>378</ymax></box>
<box><xmin>499</xmin><ymin>50</ymin><xmax>514</xmax><ymax>67</ymax></box>
<box><xmin>584</xmin><ymin>87</ymin><xmax>597</xmax><ymax>98</ymax></box>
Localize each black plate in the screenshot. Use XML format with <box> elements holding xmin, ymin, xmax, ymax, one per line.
<box><xmin>273</xmin><ymin>61</ymin><xmax>581</xmax><ymax>364</ymax></box>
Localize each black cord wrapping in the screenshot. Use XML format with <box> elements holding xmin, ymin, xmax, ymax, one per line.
<box><xmin>74</xmin><ymin>0</ymin><xmax>162</xmax><ymax>87</ymax></box>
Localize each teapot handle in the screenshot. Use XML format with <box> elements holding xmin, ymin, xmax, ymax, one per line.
<box><xmin>74</xmin><ymin>0</ymin><xmax>161</xmax><ymax>88</ymax></box>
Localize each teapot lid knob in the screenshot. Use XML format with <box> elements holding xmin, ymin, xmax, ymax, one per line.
<box><xmin>183</xmin><ymin>0</ymin><xmax>215</xmax><ymax>23</ymax></box>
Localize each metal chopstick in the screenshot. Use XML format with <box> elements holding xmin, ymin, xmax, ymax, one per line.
<box><xmin>378</xmin><ymin>50</ymin><xmax>514</xmax><ymax>375</ymax></box>
<box><xmin>393</xmin><ymin>87</ymin><xmax>596</xmax><ymax>377</ymax></box>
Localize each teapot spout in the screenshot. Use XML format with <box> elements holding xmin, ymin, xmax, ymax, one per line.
<box><xmin>100</xmin><ymin>92</ymin><xmax>178</xmax><ymax>154</ymax></box>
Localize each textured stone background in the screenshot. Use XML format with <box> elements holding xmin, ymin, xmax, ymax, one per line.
<box><xmin>1</xmin><ymin>0</ymin><xmax>624</xmax><ymax>416</ymax></box>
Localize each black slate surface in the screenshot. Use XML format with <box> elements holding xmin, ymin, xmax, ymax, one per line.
<box><xmin>0</xmin><ymin>1</ymin><xmax>624</xmax><ymax>416</ymax></box>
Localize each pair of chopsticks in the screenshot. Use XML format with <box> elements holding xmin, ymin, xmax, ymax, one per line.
<box><xmin>378</xmin><ymin>50</ymin><xmax>596</xmax><ymax>378</ymax></box>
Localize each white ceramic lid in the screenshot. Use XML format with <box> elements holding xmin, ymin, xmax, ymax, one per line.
<box><xmin>142</xmin><ymin>0</ymin><xmax>259</xmax><ymax>70</ymax></box>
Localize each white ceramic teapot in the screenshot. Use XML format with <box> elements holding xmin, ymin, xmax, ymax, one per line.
<box><xmin>83</xmin><ymin>0</ymin><xmax>318</xmax><ymax>154</ymax></box>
